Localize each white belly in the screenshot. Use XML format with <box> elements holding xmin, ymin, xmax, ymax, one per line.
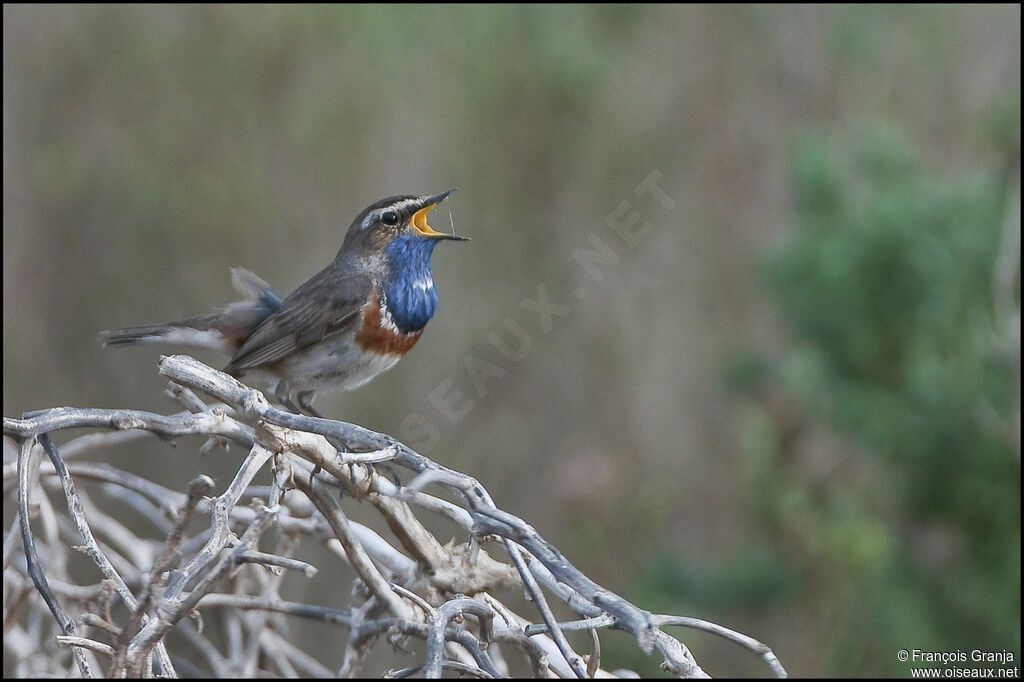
<box><xmin>239</xmin><ymin>335</ymin><xmax>401</xmax><ymax>397</ymax></box>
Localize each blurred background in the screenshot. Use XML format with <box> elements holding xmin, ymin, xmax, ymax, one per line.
<box><xmin>3</xmin><ymin>5</ymin><xmax>1019</xmax><ymax>677</ymax></box>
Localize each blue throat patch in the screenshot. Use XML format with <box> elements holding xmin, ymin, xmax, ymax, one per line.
<box><xmin>382</xmin><ymin>235</ymin><xmax>441</xmax><ymax>333</ymax></box>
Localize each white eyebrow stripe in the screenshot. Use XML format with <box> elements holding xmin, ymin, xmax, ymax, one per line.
<box><xmin>385</xmin><ymin>199</ymin><xmax>419</xmax><ymax>213</ymax></box>
<box><xmin>362</xmin><ymin>199</ymin><xmax>421</xmax><ymax>229</ymax></box>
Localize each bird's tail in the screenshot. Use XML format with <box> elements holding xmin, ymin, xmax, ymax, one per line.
<box><xmin>99</xmin><ymin>268</ymin><xmax>282</xmax><ymax>355</ymax></box>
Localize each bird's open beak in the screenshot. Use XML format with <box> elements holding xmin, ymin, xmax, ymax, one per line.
<box><xmin>411</xmin><ymin>189</ymin><xmax>469</xmax><ymax>241</ymax></box>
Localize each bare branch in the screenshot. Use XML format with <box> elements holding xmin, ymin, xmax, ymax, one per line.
<box><xmin>3</xmin><ymin>354</ymin><xmax>786</xmax><ymax>678</ymax></box>
<box><xmin>16</xmin><ymin>438</ymin><xmax>94</xmax><ymax>678</ymax></box>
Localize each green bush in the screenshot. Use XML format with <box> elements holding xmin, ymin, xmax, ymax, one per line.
<box><xmin>740</xmin><ymin>120</ymin><xmax>1019</xmax><ymax>674</ymax></box>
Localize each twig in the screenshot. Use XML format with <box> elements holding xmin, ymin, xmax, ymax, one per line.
<box><xmin>166</xmin><ymin>444</ymin><xmax>275</xmax><ymax>595</ymax></box>
<box><xmin>196</xmin><ymin>593</ymin><xmax>355</xmax><ymax>624</ymax></box>
<box><xmin>4</xmin><ymin>354</ymin><xmax>786</xmax><ymax>678</ymax></box>
<box><xmin>233</xmin><ymin>549</ymin><xmax>317</xmax><ymax>576</ymax></box>
<box><xmin>110</xmin><ymin>475</ymin><xmax>213</xmax><ymax>674</ymax></box>
<box><xmin>259</xmin><ymin>628</ymin><xmax>335</xmax><ymax>678</ymax></box>
<box><xmin>16</xmin><ymin>438</ymin><xmax>94</xmax><ymax>679</ymax></box>
<box><xmin>56</xmin><ymin>635</ymin><xmax>116</xmax><ymax>658</ymax></box>
<box><xmin>384</xmin><ymin>660</ymin><xmax>494</xmax><ymax>679</ymax></box>
<box><xmin>505</xmin><ymin>541</ymin><xmax>589</xmax><ymax>678</ymax></box>
<box><xmin>525</xmin><ymin>614</ymin><xmax>616</xmax><ymax>635</ymax></box>
<box><xmin>423</xmin><ymin>597</ymin><xmax>494</xmax><ymax>678</ymax></box>
<box><xmin>295</xmin><ymin>473</ymin><xmax>415</xmax><ymax>620</ymax></box>
<box><xmin>586</xmin><ymin>624</ymin><xmax>601</xmax><ymax>678</ymax></box>
<box><xmin>658</xmin><ymin>615</ymin><xmax>788</xmax><ymax>678</ymax></box>
<box><xmin>121</xmin><ymin>501</ymin><xmax>278</xmax><ymax>676</ymax></box>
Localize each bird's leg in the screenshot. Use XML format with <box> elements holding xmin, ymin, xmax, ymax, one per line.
<box><xmin>293</xmin><ymin>390</ymin><xmax>361</xmax><ymax>490</ymax></box>
<box><xmin>297</xmin><ymin>390</ymin><xmax>355</xmax><ymax>449</ymax></box>
<box><xmin>277</xmin><ymin>389</ymin><xmax>303</xmax><ymax>416</ymax></box>
<box><xmin>378</xmin><ymin>464</ymin><xmax>402</xmax><ymax>487</ymax></box>
<box><xmin>296</xmin><ymin>391</ymin><xmax>323</xmax><ymax>419</ymax></box>
<box><xmin>278</xmin><ymin>391</ymin><xmax>361</xmax><ymax>494</ymax></box>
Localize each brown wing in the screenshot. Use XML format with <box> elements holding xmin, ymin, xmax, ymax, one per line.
<box><xmin>224</xmin><ymin>266</ymin><xmax>372</xmax><ymax>373</ymax></box>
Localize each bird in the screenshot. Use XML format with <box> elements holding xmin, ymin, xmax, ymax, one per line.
<box><xmin>100</xmin><ymin>190</ymin><xmax>468</xmax><ymax>417</ymax></box>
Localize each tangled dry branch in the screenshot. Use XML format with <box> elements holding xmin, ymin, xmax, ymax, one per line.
<box><xmin>3</xmin><ymin>355</ymin><xmax>786</xmax><ymax>678</ymax></box>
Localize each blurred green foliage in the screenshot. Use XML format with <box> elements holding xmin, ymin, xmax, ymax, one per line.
<box><xmin>724</xmin><ymin>120</ymin><xmax>1020</xmax><ymax>675</ymax></box>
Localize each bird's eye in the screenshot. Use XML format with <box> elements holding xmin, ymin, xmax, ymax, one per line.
<box><xmin>381</xmin><ymin>211</ymin><xmax>399</xmax><ymax>226</ymax></box>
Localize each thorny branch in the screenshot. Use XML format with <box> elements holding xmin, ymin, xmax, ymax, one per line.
<box><xmin>3</xmin><ymin>355</ymin><xmax>787</xmax><ymax>678</ymax></box>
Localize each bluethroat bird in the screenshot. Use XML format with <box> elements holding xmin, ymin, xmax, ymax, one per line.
<box><xmin>100</xmin><ymin>190</ymin><xmax>468</xmax><ymax>417</ymax></box>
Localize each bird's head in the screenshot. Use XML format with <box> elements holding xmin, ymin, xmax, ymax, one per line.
<box><xmin>339</xmin><ymin>190</ymin><xmax>468</xmax><ymax>260</ymax></box>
